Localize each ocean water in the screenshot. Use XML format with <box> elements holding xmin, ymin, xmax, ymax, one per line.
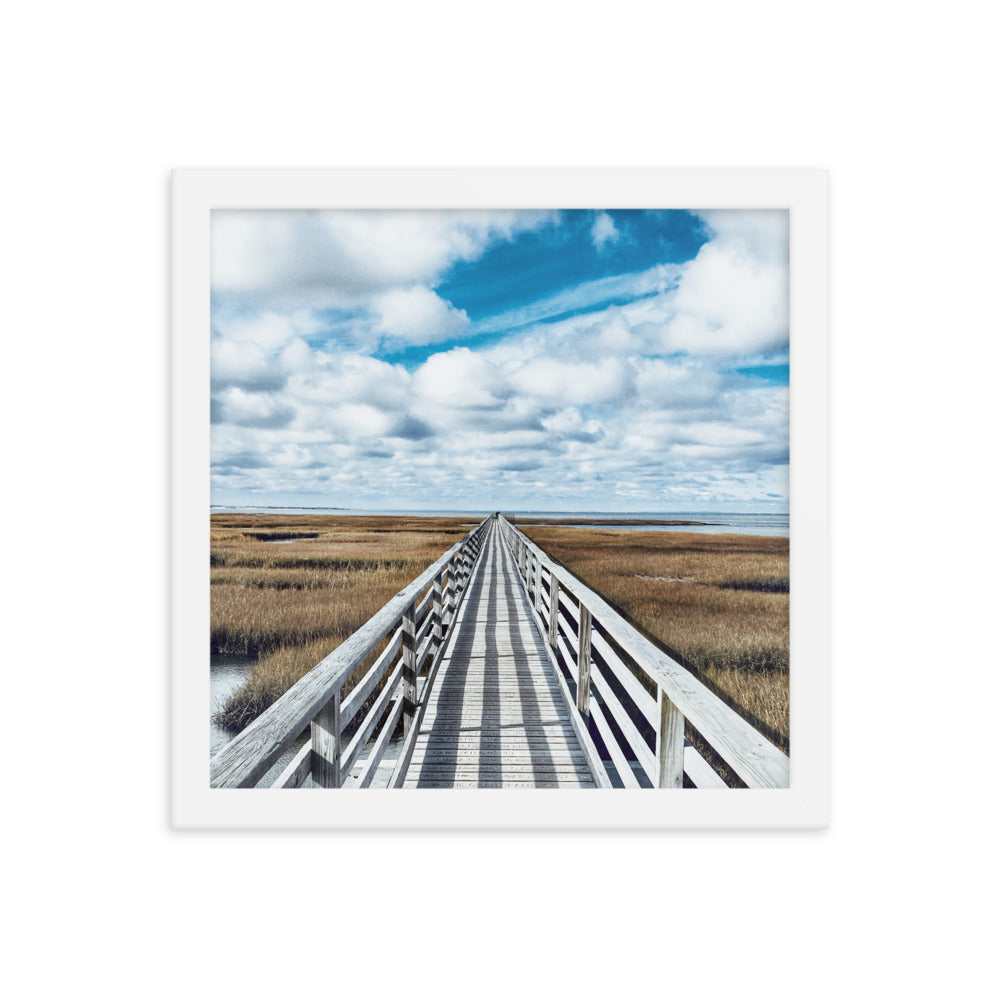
<box><xmin>211</xmin><ymin>506</ymin><xmax>789</xmax><ymax>538</ymax></box>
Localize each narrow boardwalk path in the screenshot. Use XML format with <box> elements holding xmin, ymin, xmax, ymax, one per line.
<box><xmin>404</xmin><ymin>521</ymin><xmax>596</xmax><ymax>788</ymax></box>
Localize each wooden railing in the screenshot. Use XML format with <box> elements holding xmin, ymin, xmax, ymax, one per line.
<box><xmin>497</xmin><ymin>515</ymin><xmax>790</xmax><ymax>788</ymax></box>
<box><xmin>210</xmin><ymin>516</ymin><xmax>492</xmax><ymax>788</ymax></box>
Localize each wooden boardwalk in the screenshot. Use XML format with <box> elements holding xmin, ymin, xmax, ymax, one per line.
<box><xmin>404</xmin><ymin>521</ymin><xmax>596</xmax><ymax>788</ymax></box>
<box><xmin>211</xmin><ymin>513</ymin><xmax>788</xmax><ymax>791</ymax></box>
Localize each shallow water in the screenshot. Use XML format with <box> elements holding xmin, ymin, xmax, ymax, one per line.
<box><xmin>210</xmin><ymin>653</ymin><xmax>307</xmax><ymax>785</ymax></box>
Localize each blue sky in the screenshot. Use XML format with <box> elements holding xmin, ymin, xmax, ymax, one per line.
<box><xmin>210</xmin><ymin>208</ymin><xmax>789</xmax><ymax>511</ymax></box>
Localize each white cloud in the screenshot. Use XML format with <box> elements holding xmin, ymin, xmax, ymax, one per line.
<box><xmin>211</xmin><ymin>387</ymin><xmax>295</xmax><ymax>429</ymax></box>
<box><xmin>212</xmin><ymin>209</ymin><xmax>558</xmax><ymax>307</ymax></box>
<box><xmin>542</xmin><ymin>408</ymin><xmax>604</xmax><ymax>442</ymax></box>
<box><xmin>373</xmin><ymin>286</ymin><xmax>469</xmax><ymax>346</ymax></box>
<box><xmin>413</xmin><ymin>348</ymin><xmax>509</xmax><ymax>411</ymax></box>
<box><xmin>508</xmin><ymin>356</ymin><xmax>632</xmax><ymax>407</ymax></box>
<box><xmin>211</xmin><ymin>339</ymin><xmax>286</xmax><ymax>392</ymax></box>
<box><xmin>212</xmin><ymin>310</ymin><xmax>323</xmax><ymax>351</ymax></box>
<box><xmin>591</xmin><ymin>211</ymin><xmax>620</xmax><ymax>251</ymax></box>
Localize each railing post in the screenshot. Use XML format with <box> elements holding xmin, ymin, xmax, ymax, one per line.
<box><xmin>548</xmin><ymin>573</ymin><xmax>560</xmax><ymax>648</ymax></box>
<box><xmin>444</xmin><ymin>560</ymin><xmax>455</xmax><ymax>626</ymax></box>
<box><xmin>311</xmin><ymin>688</ymin><xmax>341</xmax><ymax>788</ymax></box>
<box><xmin>656</xmin><ymin>687</ymin><xmax>684</xmax><ymax>788</ymax></box>
<box><xmin>432</xmin><ymin>574</ymin><xmax>443</xmax><ymax>656</ymax></box>
<box><xmin>401</xmin><ymin>599</ymin><xmax>417</xmax><ymax>735</ymax></box>
<box><xmin>534</xmin><ymin>556</ymin><xmax>544</xmax><ymax>614</ymax></box>
<box><xmin>576</xmin><ymin>603</ymin><xmax>592</xmax><ymax>716</ymax></box>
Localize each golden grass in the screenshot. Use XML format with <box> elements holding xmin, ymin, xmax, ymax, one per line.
<box><xmin>211</xmin><ymin>515</ymin><xmax>472</xmax><ymax>730</ymax></box>
<box><xmin>521</xmin><ymin>526</ymin><xmax>790</xmax><ymax>751</ymax></box>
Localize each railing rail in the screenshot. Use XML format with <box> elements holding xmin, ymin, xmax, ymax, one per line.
<box><xmin>496</xmin><ymin>514</ymin><xmax>789</xmax><ymax>789</ymax></box>
<box><xmin>210</xmin><ymin>516</ymin><xmax>492</xmax><ymax>788</ymax></box>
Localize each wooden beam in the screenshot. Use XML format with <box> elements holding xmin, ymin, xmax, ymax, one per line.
<box><xmin>310</xmin><ymin>689</ymin><xmax>341</xmax><ymax>788</ymax></box>
<box><xmin>548</xmin><ymin>574</ymin><xmax>560</xmax><ymax>648</ymax></box>
<box><xmin>656</xmin><ymin>688</ymin><xmax>684</xmax><ymax>789</ymax></box>
<box><xmin>576</xmin><ymin>603</ymin><xmax>592</xmax><ymax>716</ymax></box>
<box><xmin>401</xmin><ymin>599</ymin><xmax>416</xmax><ymax>735</ymax></box>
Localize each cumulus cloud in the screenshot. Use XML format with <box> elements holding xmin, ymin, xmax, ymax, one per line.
<box><xmin>373</xmin><ymin>286</ymin><xmax>470</xmax><ymax>345</ymax></box>
<box><xmin>212</xmin><ymin>209</ymin><xmax>558</xmax><ymax>307</ymax></box>
<box><xmin>211</xmin><ymin>388</ymin><xmax>296</xmax><ymax>429</ymax></box>
<box><xmin>665</xmin><ymin>210</ymin><xmax>789</xmax><ymax>354</ymax></box>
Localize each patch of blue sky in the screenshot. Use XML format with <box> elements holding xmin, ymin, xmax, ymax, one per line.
<box><xmin>730</xmin><ymin>363</ymin><xmax>790</xmax><ymax>385</ymax></box>
<box><xmin>375</xmin><ymin>261</ymin><xmax>684</xmax><ymax>368</ymax></box>
<box><xmin>436</xmin><ymin>209</ymin><xmax>707</xmax><ymax>320</ymax></box>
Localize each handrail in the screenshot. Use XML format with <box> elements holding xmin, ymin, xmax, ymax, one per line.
<box><xmin>496</xmin><ymin>514</ymin><xmax>789</xmax><ymax>788</ymax></box>
<box><xmin>210</xmin><ymin>516</ymin><xmax>492</xmax><ymax>788</ymax></box>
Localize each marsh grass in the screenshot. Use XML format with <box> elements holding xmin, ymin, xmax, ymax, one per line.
<box><xmin>522</xmin><ymin>526</ymin><xmax>790</xmax><ymax>751</ymax></box>
<box><xmin>211</xmin><ymin>515</ymin><xmax>470</xmax><ymax>731</ymax></box>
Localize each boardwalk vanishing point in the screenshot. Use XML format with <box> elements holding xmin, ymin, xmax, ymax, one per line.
<box><xmin>210</xmin><ymin>514</ymin><xmax>789</xmax><ymax>790</ymax></box>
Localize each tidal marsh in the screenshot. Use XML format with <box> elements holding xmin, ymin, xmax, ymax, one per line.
<box><xmin>211</xmin><ymin>515</ymin><xmax>790</xmax><ymax>761</ymax></box>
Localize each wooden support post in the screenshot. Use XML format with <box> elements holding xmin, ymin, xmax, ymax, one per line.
<box><xmin>443</xmin><ymin>564</ymin><xmax>455</xmax><ymax>626</ymax></box>
<box><xmin>548</xmin><ymin>575</ymin><xmax>560</xmax><ymax>648</ymax></box>
<box><xmin>432</xmin><ymin>575</ymin><xmax>443</xmax><ymax>655</ymax></box>
<box><xmin>401</xmin><ymin>599</ymin><xmax>417</xmax><ymax>735</ymax></box>
<box><xmin>310</xmin><ymin>689</ymin><xmax>341</xmax><ymax>788</ymax></box>
<box><xmin>534</xmin><ymin>557</ymin><xmax>544</xmax><ymax>614</ymax></box>
<box><xmin>656</xmin><ymin>687</ymin><xmax>684</xmax><ymax>788</ymax></box>
<box><xmin>576</xmin><ymin>603</ymin><xmax>593</xmax><ymax>716</ymax></box>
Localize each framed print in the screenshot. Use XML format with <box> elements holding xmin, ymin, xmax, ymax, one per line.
<box><xmin>171</xmin><ymin>168</ymin><xmax>829</xmax><ymax>829</ymax></box>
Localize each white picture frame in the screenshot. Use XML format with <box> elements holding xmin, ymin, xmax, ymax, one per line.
<box><xmin>172</xmin><ymin>168</ymin><xmax>829</xmax><ymax>830</ymax></box>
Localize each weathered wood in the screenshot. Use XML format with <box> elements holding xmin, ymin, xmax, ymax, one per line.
<box><xmin>577</xmin><ymin>603</ymin><xmax>593</xmax><ymax>716</ymax></box>
<box><xmin>403</xmin><ymin>521</ymin><xmax>603</xmax><ymax>789</ymax></box>
<box><xmin>388</xmin><ymin>546</ymin><xmax>484</xmax><ymax>788</ymax></box>
<box><xmin>310</xmin><ymin>689</ymin><xmax>341</xmax><ymax>788</ymax></box>
<box><xmin>589</xmin><ymin>629</ymin><xmax>658</xmax><ymax>731</ymax></box>
<box><xmin>432</xmin><ymin>577</ymin><xmax>443</xmax><ymax>655</ymax></box>
<box><xmin>588</xmin><ymin>697</ymin><xmax>641</xmax><ymax>789</ymax></box>
<box><xmin>353</xmin><ymin>694</ymin><xmax>406</xmax><ymax>789</ymax></box>
<box><xmin>684</xmin><ymin>742</ymin><xmax>728</xmax><ymax>789</ymax></box>
<box><xmin>401</xmin><ymin>599</ymin><xmax>416</xmax><ymax>735</ymax></box>
<box><xmin>340</xmin><ymin>626</ymin><xmax>403</xmax><ymax>727</ymax></box>
<box><xmin>548</xmin><ymin>574</ymin><xmax>560</xmax><ymax>648</ymax></box>
<box><xmin>273</xmin><ymin>741</ymin><xmax>311</xmax><ymax>789</ymax></box>
<box><xmin>503</xmin><ymin>518</ymin><xmax>789</xmax><ymax>788</ymax></box>
<box><xmin>588</xmin><ymin>658</ymin><xmax>656</xmax><ymax>780</ymax></box>
<box><xmin>340</xmin><ymin>660</ymin><xmax>404</xmax><ymax>778</ymax></box>
<box><xmin>656</xmin><ymin>687</ymin><xmax>684</xmax><ymax>789</ymax></box>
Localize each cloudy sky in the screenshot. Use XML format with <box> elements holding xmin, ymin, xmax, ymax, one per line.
<box><xmin>211</xmin><ymin>208</ymin><xmax>789</xmax><ymax>512</ymax></box>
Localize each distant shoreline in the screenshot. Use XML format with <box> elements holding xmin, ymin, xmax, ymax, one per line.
<box><xmin>510</xmin><ymin>517</ymin><xmax>715</xmax><ymax>527</ymax></box>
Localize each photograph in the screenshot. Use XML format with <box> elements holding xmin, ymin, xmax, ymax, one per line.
<box><xmin>206</xmin><ymin>202</ymin><xmax>794</xmax><ymax>792</ymax></box>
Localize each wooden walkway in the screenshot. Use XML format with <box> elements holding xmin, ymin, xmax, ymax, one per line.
<box><xmin>404</xmin><ymin>521</ymin><xmax>596</xmax><ymax>787</ymax></box>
